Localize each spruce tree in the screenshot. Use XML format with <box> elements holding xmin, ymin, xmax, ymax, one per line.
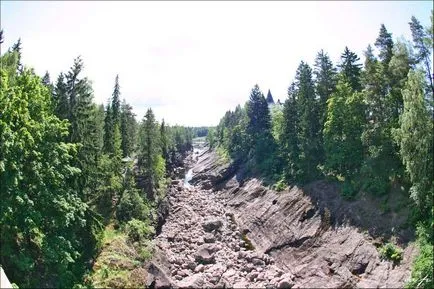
<box><xmin>282</xmin><ymin>82</ymin><xmax>300</xmax><ymax>181</ymax></box>
<box><xmin>266</xmin><ymin>89</ymin><xmax>275</xmax><ymax>104</ymax></box>
<box><xmin>53</xmin><ymin>73</ymin><xmax>69</xmax><ymax>120</ymax></box>
<box><xmin>103</xmin><ymin>103</ymin><xmax>114</xmax><ymax>154</ymax></box>
<box><xmin>120</xmin><ymin>100</ymin><xmax>136</xmax><ymax>157</ymax></box>
<box><xmin>338</xmin><ymin>47</ymin><xmax>362</xmax><ymax>91</ymax></box>
<box><xmin>294</xmin><ymin>61</ymin><xmax>321</xmax><ymax>182</ymax></box>
<box><xmin>375</xmin><ymin>24</ymin><xmax>394</xmax><ymax>67</ymax></box>
<box><xmin>138</xmin><ymin>108</ymin><xmax>163</xmax><ymax>201</ymax></box>
<box><xmin>111</xmin><ymin>75</ymin><xmax>121</xmax><ymax>126</ymax></box>
<box><xmin>11</xmin><ymin>38</ymin><xmax>22</xmax><ymax>73</ymax></box>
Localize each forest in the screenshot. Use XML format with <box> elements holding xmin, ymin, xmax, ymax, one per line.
<box><xmin>0</xmin><ymin>30</ymin><xmax>196</xmax><ymax>287</ymax></box>
<box><xmin>0</xmin><ymin>10</ymin><xmax>433</xmax><ymax>289</ymax></box>
<box><xmin>208</xmin><ymin>14</ymin><xmax>433</xmax><ymax>289</ymax></box>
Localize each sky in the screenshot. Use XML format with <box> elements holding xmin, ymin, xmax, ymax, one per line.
<box><xmin>1</xmin><ymin>1</ymin><xmax>432</xmax><ymax>126</ymax></box>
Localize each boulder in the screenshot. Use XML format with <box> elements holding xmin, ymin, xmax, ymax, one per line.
<box><xmin>194</xmin><ymin>245</ymin><xmax>216</xmax><ymax>264</ymax></box>
<box><xmin>204</xmin><ymin>233</ymin><xmax>216</xmax><ymax>243</ymax></box>
<box><xmin>202</xmin><ymin>218</ymin><xmax>223</xmax><ymax>232</ymax></box>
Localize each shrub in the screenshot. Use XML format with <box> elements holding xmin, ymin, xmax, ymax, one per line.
<box><xmin>125</xmin><ymin>219</ymin><xmax>155</xmax><ymax>243</ymax></box>
<box><xmin>379</xmin><ymin>243</ymin><xmax>403</xmax><ymax>263</ymax></box>
<box><xmin>117</xmin><ymin>189</ymin><xmax>150</xmax><ymax>223</ymax></box>
<box><xmin>405</xmin><ymin>224</ymin><xmax>433</xmax><ymax>289</ymax></box>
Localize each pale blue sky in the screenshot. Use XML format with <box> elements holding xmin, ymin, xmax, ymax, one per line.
<box><xmin>1</xmin><ymin>1</ymin><xmax>432</xmax><ymax>126</ymax></box>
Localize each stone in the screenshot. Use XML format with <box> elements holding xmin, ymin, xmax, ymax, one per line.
<box><xmin>178</xmin><ymin>273</ymin><xmax>205</xmax><ymax>288</ymax></box>
<box><xmin>277</xmin><ymin>280</ymin><xmax>294</xmax><ymax>288</ymax></box>
<box><xmin>202</xmin><ymin>218</ymin><xmax>223</xmax><ymax>232</ymax></box>
<box><xmin>194</xmin><ymin>264</ymin><xmax>205</xmax><ymax>273</ymax></box>
<box><xmin>204</xmin><ymin>233</ymin><xmax>216</xmax><ymax>243</ymax></box>
<box><xmin>194</xmin><ymin>245</ymin><xmax>215</xmax><ymax>264</ymax></box>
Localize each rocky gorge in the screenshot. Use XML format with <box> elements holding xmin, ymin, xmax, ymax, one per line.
<box><xmin>145</xmin><ymin>142</ymin><xmax>416</xmax><ymax>288</ymax></box>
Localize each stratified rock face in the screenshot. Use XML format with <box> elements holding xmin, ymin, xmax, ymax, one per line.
<box><xmin>147</xmin><ymin>146</ymin><xmax>416</xmax><ymax>288</ymax></box>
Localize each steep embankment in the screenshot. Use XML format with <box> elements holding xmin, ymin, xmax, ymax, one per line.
<box><xmin>146</xmin><ymin>147</ymin><xmax>416</xmax><ymax>288</ymax></box>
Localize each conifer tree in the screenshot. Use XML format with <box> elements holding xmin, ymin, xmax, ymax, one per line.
<box><xmin>111</xmin><ymin>75</ymin><xmax>121</xmax><ymax>126</ymax></box>
<box><xmin>294</xmin><ymin>61</ymin><xmax>321</xmax><ymax>182</ymax></box>
<box><xmin>266</xmin><ymin>89</ymin><xmax>275</xmax><ymax>104</ymax></box>
<box><xmin>120</xmin><ymin>100</ymin><xmax>136</xmax><ymax>157</ymax></box>
<box><xmin>338</xmin><ymin>47</ymin><xmax>362</xmax><ymax>91</ymax></box>
<box><xmin>53</xmin><ymin>73</ymin><xmax>69</xmax><ymax>121</ymax></box>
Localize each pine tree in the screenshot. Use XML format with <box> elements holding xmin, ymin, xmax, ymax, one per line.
<box><xmin>338</xmin><ymin>47</ymin><xmax>362</xmax><ymax>91</ymax></box>
<box><xmin>266</xmin><ymin>89</ymin><xmax>275</xmax><ymax>104</ymax></box>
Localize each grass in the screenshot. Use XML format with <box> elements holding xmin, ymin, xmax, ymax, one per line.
<box><xmin>86</xmin><ymin>225</ymin><xmax>151</xmax><ymax>288</ymax></box>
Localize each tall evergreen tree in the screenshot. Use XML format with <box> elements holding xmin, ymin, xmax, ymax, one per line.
<box><xmin>120</xmin><ymin>99</ymin><xmax>136</xmax><ymax>157</ymax></box>
<box><xmin>338</xmin><ymin>47</ymin><xmax>362</xmax><ymax>91</ymax></box>
<box><xmin>314</xmin><ymin>49</ymin><xmax>337</xmax><ymax>120</ymax></box>
<box><xmin>294</xmin><ymin>61</ymin><xmax>321</xmax><ymax>182</ymax></box>
<box><xmin>375</xmin><ymin>24</ymin><xmax>394</xmax><ymax>67</ymax></box>
<box><xmin>103</xmin><ymin>103</ymin><xmax>114</xmax><ymax>154</ymax></box>
<box><xmin>138</xmin><ymin>108</ymin><xmax>164</xmax><ymax>201</ymax></box>
<box><xmin>53</xmin><ymin>73</ymin><xmax>69</xmax><ymax>120</ymax></box>
<box><xmin>282</xmin><ymin>82</ymin><xmax>300</xmax><ymax>181</ymax></box>
<box><xmin>246</xmin><ymin>84</ymin><xmax>274</xmax><ymax>165</ymax></box>
<box><xmin>266</xmin><ymin>89</ymin><xmax>275</xmax><ymax>104</ymax></box>
<box><xmin>111</xmin><ymin>75</ymin><xmax>121</xmax><ymax>126</ymax></box>
<box><xmin>11</xmin><ymin>38</ymin><xmax>22</xmax><ymax>73</ymax></box>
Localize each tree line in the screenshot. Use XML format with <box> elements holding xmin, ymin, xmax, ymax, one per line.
<box><xmin>208</xmin><ymin>14</ymin><xmax>433</xmax><ymax>289</ymax></box>
<box><xmin>0</xmin><ymin>32</ymin><xmax>193</xmax><ymax>287</ymax></box>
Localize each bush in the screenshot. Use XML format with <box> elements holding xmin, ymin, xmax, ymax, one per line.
<box><xmin>405</xmin><ymin>224</ymin><xmax>433</xmax><ymax>289</ymax></box>
<box><xmin>274</xmin><ymin>178</ymin><xmax>287</xmax><ymax>192</ymax></box>
<box><xmin>379</xmin><ymin>243</ymin><xmax>403</xmax><ymax>264</ymax></box>
<box><xmin>125</xmin><ymin>219</ymin><xmax>155</xmax><ymax>243</ymax></box>
<box><xmin>117</xmin><ymin>189</ymin><xmax>150</xmax><ymax>223</ymax></box>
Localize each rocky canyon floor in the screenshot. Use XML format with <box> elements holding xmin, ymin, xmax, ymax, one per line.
<box><xmin>145</xmin><ymin>144</ymin><xmax>417</xmax><ymax>288</ymax></box>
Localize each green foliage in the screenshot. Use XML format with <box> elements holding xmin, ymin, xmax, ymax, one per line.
<box><xmin>393</xmin><ymin>70</ymin><xmax>433</xmax><ymax>213</ymax></box>
<box><xmin>406</xmin><ymin>222</ymin><xmax>434</xmax><ymax>289</ymax></box>
<box><xmin>379</xmin><ymin>243</ymin><xmax>403</xmax><ymax>263</ymax></box>
<box><xmin>125</xmin><ymin>219</ymin><xmax>155</xmax><ymax>243</ymax></box>
<box><xmin>0</xmin><ymin>53</ymin><xmax>92</xmax><ymax>288</ymax></box>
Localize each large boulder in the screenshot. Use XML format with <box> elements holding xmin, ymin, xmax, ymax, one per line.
<box><xmin>194</xmin><ymin>244</ymin><xmax>216</xmax><ymax>264</ymax></box>
<box><xmin>202</xmin><ymin>218</ymin><xmax>223</xmax><ymax>232</ymax></box>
